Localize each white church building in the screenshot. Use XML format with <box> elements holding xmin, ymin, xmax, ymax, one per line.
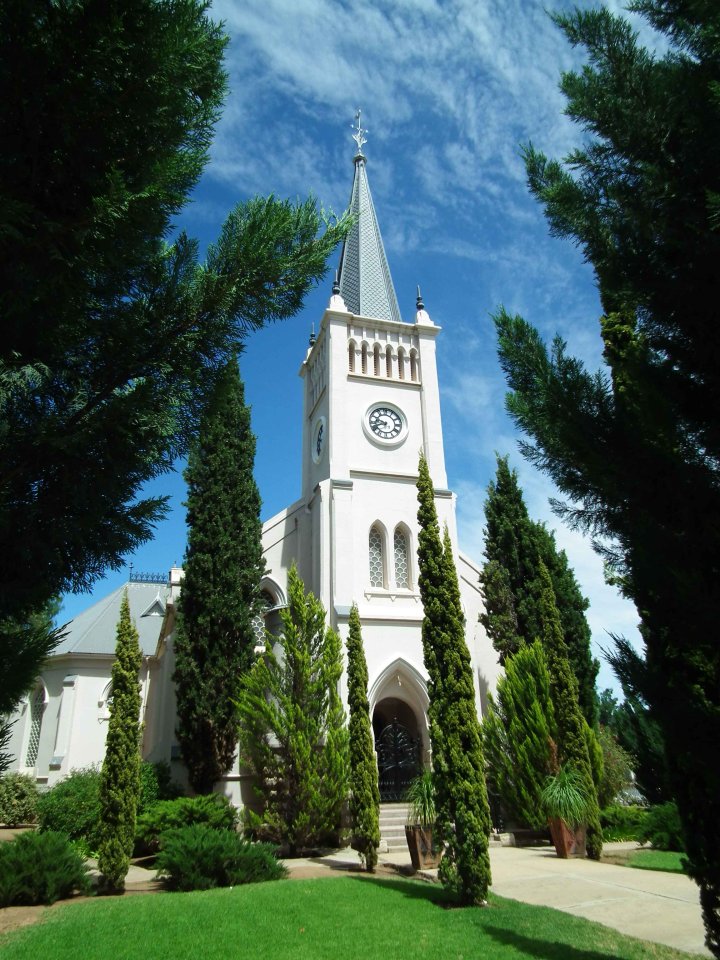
<box><xmin>7</xmin><ymin>123</ymin><xmax>502</xmax><ymax>807</ymax></box>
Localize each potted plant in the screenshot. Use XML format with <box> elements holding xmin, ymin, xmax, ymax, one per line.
<box><xmin>540</xmin><ymin>766</ymin><xmax>591</xmax><ymax>858</ymax></box>
<box><xmin>404</xmin><ymin>770</ymin><xmax>441</xmax><ymax>870</ymax></box>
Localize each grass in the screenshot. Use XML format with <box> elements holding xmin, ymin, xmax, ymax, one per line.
<box><xmin>628</xmin><ymin>850</ymin><xmax>687</xmax><ymax>875</ymax></box>
<box><xmin>0</xmin><ymin>876</ymin><xmax>700</xmax><ymax>960</ymax></box>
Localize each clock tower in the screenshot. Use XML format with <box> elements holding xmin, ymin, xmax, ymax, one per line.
<box><xmin>260</xmin><ymin>115</ymin><xmax>499</xmax><ymax>801</ymax></box>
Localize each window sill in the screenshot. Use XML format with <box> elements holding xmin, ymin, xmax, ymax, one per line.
<box><xmin>364</xmin><ymin>588</ymin><xmax>420</xmax><ymax>602</ymax></box>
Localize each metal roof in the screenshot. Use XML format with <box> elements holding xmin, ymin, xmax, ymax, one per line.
<box><xmin>337</xmin><ymin>135</ymin><xmax>403</xmax><ymax>325</ymax></box>
<box><xmin>54</xmin><ymin>581</ymin><xmax>168</xmax><ymax>658</ymax></box>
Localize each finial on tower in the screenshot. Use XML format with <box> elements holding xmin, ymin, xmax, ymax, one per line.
<box><xmin>415</xmin><ymin>283</ymin><xmax>432</xmax><ymax>325</ymax></box>
<box><xmin>329</xmin><ymin>267</ymin><xmax>348</xmax><ymax>311</ymax></box>
<box><xmin>351</xmin><ymin>109</ymin><xmax>367</xmax><ymax>157</ymax></box>
<box><xmin>309</xmin><ymin>322</ymin><xmax>316</xmax><ymax>347</ymax></box>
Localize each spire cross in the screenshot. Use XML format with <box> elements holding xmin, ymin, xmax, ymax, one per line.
<box><xmin>351</xmin><ymin>109</ymin><xmax>367</xmax><ymax>155</ymax></box>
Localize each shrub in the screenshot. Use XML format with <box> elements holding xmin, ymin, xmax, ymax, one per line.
<box><xmin>0</xmin><ymin>773</ymin><xmax>40</xmax><ymax>826</ymax></box>
<box><xmin>154</xmin><ymin>824</ymin><xmax>287</xmax><ymax>891</ymax></box>
<box><xmin>597</xmin><ymin>726</ymin><xmax>635</xmax><ymax>808</ymax></box>
<box><xmin>138</xmin><ymin>761</ymin><xmax>184</xmax><ymax>814</ymax></box>
<box><xmin>600</xmin><ymin>804</ymin><xmax>649</xmax><ymax>842</ymax></box>
<box><xmin>37</xmin><ymin>767</ymin><xmax>101</xmax><ymax>850</ymax></box>
<box><xmin>0</xmin><ymin>830</ymin><xmax>91</xmax><ymax>906</ymax></box>
<box><xmin>136</xmin><ymin>793</ymin><xmax>237</xmax><ymax>853</ymax></box>
<box><xmin>639</xmin><ymin>801</ymin><xmax>685</xmax><ymax>852</ymax></box>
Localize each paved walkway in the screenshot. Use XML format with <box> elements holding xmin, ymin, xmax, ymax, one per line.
<box><xmin>486</xmin><ymin>843</ymin><xmax>708</xmax><ymax>957</ymax></box>
<box><xmin>121</xmin><ymin>842</ymin><xmax>709</xmax><ymax>957</ymax></box>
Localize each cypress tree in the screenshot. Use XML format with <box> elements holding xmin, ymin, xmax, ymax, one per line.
<box><xmin>480</xmin><ymin>456</ymin><xmax>534</xmax><ymax>662</ymax></box>
<box><xmin>480</xmin><ymin>456</ymin><xmax>599</xmax><ymax>726</ymax></box>
<box><xmin>97</xmin><ymin>590</ymin><xmax>142</xmax><ymax>893</ymax></box>
<box><xmin>416</xmin><ymin>453</ymin><xmax>491</xmax><ymax>904</ymax></box>
<box><xmin>482</xmin><ymin>640</ymin><xmax>556</xmax><ymax>830</ymax></box>
<box><xmin>537</xmin><ymin>563</ymin><xmax>602</xmax><ymax>860</ymax></box>
<box><xmin>346</xmin><ymin>604</ymin><xmax>380</xmax><ymax>872</ymax></box>
<box><xmin>493</xmin><ymin>6</ymin><xmax>720</xmax><ymax>945</ymax></box>
<box><xmin>237</xmin><ymin>566</ymin><xmax>348</xmax><ymax>856</ymax></box>
<box><xmin>534</xmin><ymin>524</ymin><xmax>599</xmax><ymax>728</ymax></box>
<box><xmin>173</xmin><ymin>356</ymin><xmax>265</xmax><ymax>794</ymax></box>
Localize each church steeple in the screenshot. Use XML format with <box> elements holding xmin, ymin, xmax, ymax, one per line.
<box><xmin>336</xmin><ymin>111</ymin><xmax>403</xmax><ymax>325</ymax></box>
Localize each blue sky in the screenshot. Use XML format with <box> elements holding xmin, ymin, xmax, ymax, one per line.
<box><xmin>61</xmin><ymin>0</ymin><xmax>658</xmax><ymax>694</ymax></box>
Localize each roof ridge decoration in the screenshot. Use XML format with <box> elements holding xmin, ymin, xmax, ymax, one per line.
<box><xmin>336</xmin><ymin>110</ymin><xmax>403</xmax><ymax>325</ymax></box>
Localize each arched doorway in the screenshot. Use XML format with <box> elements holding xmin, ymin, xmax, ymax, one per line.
<box><xmin>373</xmin><ymin>697</ymin><xmax>422</xmax><ymax>802</ymax></box>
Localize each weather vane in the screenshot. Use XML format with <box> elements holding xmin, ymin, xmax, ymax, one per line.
<box><xmin>352</xmin><ymin>109</ymin><xmax>367</xmax><ymax>154</ymax></box>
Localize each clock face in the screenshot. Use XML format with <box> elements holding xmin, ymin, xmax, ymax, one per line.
<box><xmin>368</xmin><ymin>405</ymin><xmax>403</xmax><ymax>440</ymax></box>
<box><xmin>312</xmin><ymin>416</ymin><xmax>326</xmax><ymax>463</ymax></box>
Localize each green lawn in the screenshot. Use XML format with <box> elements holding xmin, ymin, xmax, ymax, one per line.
<box><xmin>628</xmin><ymin>850</ymin><xmax>687</xmax><ymax>874</ymax></box>
<box><xmin>0</xmin><ymin>876</ymin><xmax>700</xmax><ymax>960</ymax></box>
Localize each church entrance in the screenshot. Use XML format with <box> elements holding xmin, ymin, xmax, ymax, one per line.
<box><xmin>373</xmin><ymin>697</ymin><xmax>422</xmax><ymax>802</ymax></box>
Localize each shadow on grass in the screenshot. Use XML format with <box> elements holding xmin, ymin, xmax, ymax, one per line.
<box><xmin>345</xmin><ymin>877</ymin><xmax>635</xmax><ymax>960</ymax></box>
<box><xmin>345</xmin><ymin>874</ymin><xmax>456</xmax><ymax>907</ymax></box>
<box><xmin>483</xmin><ymin>925</ymin><xmax>628</xmax><ymax>960</ymax></box>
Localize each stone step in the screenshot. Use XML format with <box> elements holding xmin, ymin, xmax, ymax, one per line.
<box><xmin>378</xmin><ymin>803</ymin><xmax>410</xmax><ymax>854</ymax></box>
<box><xmin>379</xmin><ymin>817</ymin><xmax>408</xmax><ymax>830</ymax></box>
<box><xmin>380</xmin><ymin>826</ymin><xmax>407</xmax><ymax>839</ymax></box>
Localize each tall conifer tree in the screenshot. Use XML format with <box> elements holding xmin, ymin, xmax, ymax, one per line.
<box><xmin>173</xmin><ymin>356</ymin><xmax>265</xmax><ymax>794</ymax></box>
<box><xmin>537</xmin><ymin>563</ymin><xmax>602</xmax><ymax>860</ymax></box>
<box><xmin>493</xmin><ymin>5</ymin><xmax>720</xmax><ymax>946</ymax></box>
<box><xmin>480</xmin><ymin>456</ymin><xmax>598</xmax><ymax>726</ymax></box>
<box><xmin>482</xmin><ymin>640</ymin><xmax>556</xmax><ymax>830</ymax></box>
<box><xmin>416</xmin><ymin>453</ymin><xmax>491</xmax><ymax>904</ymax></box>
<box><xmin>97</xmin><ymin>590</ymin><xmax>142</xmax><ymax>893</ymax></box>
<box><xmin>347</xmin><ymin>604</ymin><xmax>380</xmax><ymax>872</ymax></box>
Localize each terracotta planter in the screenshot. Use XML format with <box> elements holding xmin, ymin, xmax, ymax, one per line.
<box><xmin>548</xmin><ymin>817</ymin><xmax>587</xmax><ymax>858</ymax></box>
<box><xmin>405</xmin><ymin>824</ymin><xmax>442</xmax><ymax>870</ymax></box>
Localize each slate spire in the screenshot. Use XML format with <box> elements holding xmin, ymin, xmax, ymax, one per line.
<box><xmin>336</xmin><ymin>111</ymin><xmax>403</xmax><ymax>325</ymax></box>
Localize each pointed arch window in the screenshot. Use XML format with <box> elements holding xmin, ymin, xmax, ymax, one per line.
<box><xmin>410</xmin><ymin>349</ymin><xmax>419</xmax><ymax>382</ymax></box>
<box><xmin>99</xmin><ymin>681</ymin><xmax>113</xmax><ymax>721</ymax></box>
<box><xmin>369</xmin><ymin>525</ymin><xmax>385</xmax><ymax>588</ymax></box>
<box><xmin>385</xmin><ymin>345</ymin><xmax>393</xmax><ymax>378</ymax></box>
<box><xmin>394</xmin><ymin>527</ymin><xmax>411</xmax><ymax>589</ymax></box>
<box><xmin>361</xmin><ymin>342</ymin><xmax>368</xmax><ymax>374</ymax></box>
<box><xmin>252</xmin><ymin>590</ymin><xmax>276</xmax><ymax>647</ymax></box>
<box><xmin>373</xmin><ymin>343</ymin><xmax>381</xmax><ymax>376</ymax></box>
<box><xmin>348</xmin><ymin>340</ymin><xmax>356</xmax><ymax>373</ymax></box>
<box><xmin>25</xmin><ymin>685</ymin><xmax>45</xmax><ymax>767</ymax></box>
<box><xmin>397</xmin><ymin>347</ymin><xmax>406</xmax><ymax>381</ymax></box>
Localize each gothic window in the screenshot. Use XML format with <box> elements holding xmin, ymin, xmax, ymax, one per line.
<box><xmin>25</xmin><ymin>685</ymin><xmax>45</xmax><ymax>767</ymax></box>
<box><xmin>361</xmin><ymin>342</ymin><xmax>368</xmax><ymax>374</ymax></box>
<box><xmin>385</xmin><ymin>345</ymin><xmax>393</xmax><ymax>378</ymax></box>
<box><xmin>394</xmin><ymin>527</ymin><xmax>411</xmax><ymax>589</ymax></box>
<box><xmin>252</xmin><ymin>590</ymin><xmax>276</xmax><ymax>646</ymax></box>
<box><xmin>348</xmin><ymin>340</ymin><xmax>356</xmax><ymax>373</ymax></box>
<box><xmin>410</xmin><ymin>349</ymin><xmax>419</xmax><ymax>382</ymax></box>
<box><xmin>373</xmin><ymin>343</ymin><xmax>381</xmax><ymax>376</ymax></box>
<box><xmin>369</xmin><ymin>525</ymin><xmax>385</xmax><ymax>588</ymax></box>
<box><xmin>99</xmin><ymin>681</ymin><xmax>113</xmax><ymax>721</ymax></box>
<box><xmin>397</xmin><ymin>347</ymin><xmax>406</xmax><ymax>380</ymax></box>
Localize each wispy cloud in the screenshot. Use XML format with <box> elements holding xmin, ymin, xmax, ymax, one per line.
<box><xmin>96</xmin><ymin>0</ymin><xmax>649</xmax><ymax>693</ymax></box>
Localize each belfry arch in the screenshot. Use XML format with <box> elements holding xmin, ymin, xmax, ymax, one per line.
<box><xmin>369</xmin><ymin>658</ymin><xmax>430</xmax><ymax>802</ymax></box>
